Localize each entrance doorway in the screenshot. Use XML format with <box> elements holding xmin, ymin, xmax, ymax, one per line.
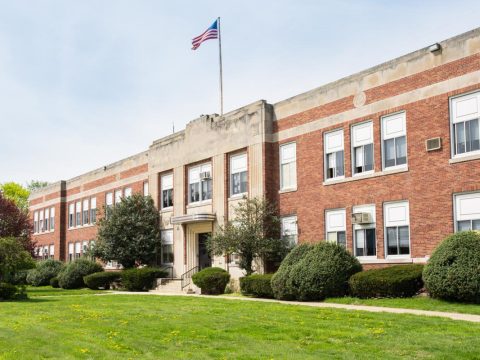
<box><xmin>198</xmin><ymin>233</ymin><xmax>212</xmax><ymax>270</ymax></box>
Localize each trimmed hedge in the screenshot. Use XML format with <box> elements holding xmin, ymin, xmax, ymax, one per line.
<box><xmin>84</xmin><ymin>271</ymin><xmax>121</xmax><ymax>290</ymax></box>
<box><xmin>0</xmin><ymin>283</ymin><xmax>17</xmax><ymax>300</ymax></box>
<box><xmin>50</xmin><ymin>277</ymin><xmax>60</xmax><ymax>288</ymax></box>
<box><xmin>57</xmin><ymin>259</ymin><xmax>104</xmax><ymax>289</ymax></box>
<box><xmin>349</xmin><ymin>264</ymin><xmax>424</xmax><ymax>298</ymax></box>
<box><xmin>26</xmin><ymin>259</ymin><xmax>64</xmax><ymax>287</ymax></box>
<box><xmin>121</xmin><ymin>267</ymin><xmax>167</xmax><ymax>292</ymax></box>
<box><xmin>192</xmin><ymin>267</ymin><xmax>230</xmax><ymax>295</ymax></box>
<box><xmin>423</xmin><ymin>231</ymin><xmax>480</xmax><ymax>303</ymax></box>
<box><xmin>272</xmin><ymin>242</ymin><xmax>362</xmax><ymax>301</ymax></box>
<box><xmin>240</xmin><ymin>274</ymin><xmax>274</xmax><ymax>298</ymax></box>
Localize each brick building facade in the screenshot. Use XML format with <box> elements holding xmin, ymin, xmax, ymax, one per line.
<box><xmin>30</xmin><ymin>28</ymin><xmax>480</xmax><ymax>277</ymax></box>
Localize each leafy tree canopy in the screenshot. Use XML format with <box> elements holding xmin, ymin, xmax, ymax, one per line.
<box><xmin>0</xmin><ymin>237</ymin><xmax>35</xmax><ymax>283</ymax></box>
<box><xmin>0</xmin><ymin>192</ymin><xmax>33</xmax><ymax>253</ymax></box>
<box><xmin>0</xmin><ymin>182</ymin><xmax>30</xmax><ymax>213</ymax></box>
<box><xmin>26</xmin><ymin>180</ymin><xmax>49</xmax><ymax>192</ymax></box>
<box><xmin>93</xmin><ymin>194</ymin><xmax>161</xmax><ymax>269</ymax></box>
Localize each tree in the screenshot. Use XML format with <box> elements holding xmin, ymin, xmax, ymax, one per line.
<box><xmin>27</xmin><ymin>180</ymin><xmax>49</xmax><ymax>192</ymax></box>
<box><xmin>0</xmin><ymin>192</ymin><xmax>33</xmax><ymax>253</ymax></box>
<box><xmin>0</xmin><ymin>182</ymin><xmax>30</xmax><ymax>213</ymax></box>
<box><xmin>93</xmin><ymin>194</ymin><xmax>161</xmax><ymax>268</ymax></box>
<box><xmin>0</xmin><ymin>237</ymin><xmax>35</xmax><ymax>283</ymax></box>
<box><xmin>207</xmin><ymin>197</ymin><xmax>290</xmax><ymax>275</ymax></box>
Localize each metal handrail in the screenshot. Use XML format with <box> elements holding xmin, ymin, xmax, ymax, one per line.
<box><xmin>181</xmin><ymin>266</ymin><xmax>199</xmax><ymax>290</ymax></box>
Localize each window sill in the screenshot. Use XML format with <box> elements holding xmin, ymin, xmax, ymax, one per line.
<box><xmin>228</xmin><ymin>194</ymin><xmax>247</xmax><ymax>201</ymax></box>
<box><xmin>33</xmin><ymin>231</ymin><xmax>55</xmax><ymax>235</ymax></box>
<box><xmin>359</xmin><ymin>257</ymin><xmax>414</xmax><ymax>264</ymax></box>
<box><xmin>187</xmin><ymin>200</ymin><xmax>212</xmax><ymax>209</ymax></box>
<box><xmin>68</xmin><ymin>224</ymin><xmax>96</xmax><ymax>231</ymax></box>
<box><xmin>160</xmin><ymin>207</ymin><xmax>173</xmax><ymax>213</ymax></box>
<box><xmin>279</xmin><ymin>187</ymin><xmax>297</xmax><ymax>194</ymax></box>
<box><xmin>449</xmin><ymin>152</ymin><xmax>480</xmax><ymax>164</ymax></box>
<box><xmin>323</xmin><ymin>167</ymin><xmax>408</xmax><ymax>186</ymax></box>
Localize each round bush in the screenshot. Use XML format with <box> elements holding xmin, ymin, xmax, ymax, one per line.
<box><xmin>121</xmin><ymin>267</ymin><xmax>167</xmax><ymax>291</ymax></box>
<box><xmin>50</xmin><ymin>277</ymin><xmax>60</xmax><ymax>288</ymax></box>
<box><xmin>349</xmin><ymin>264</ymin><xmax>424</xmax><ymax>298</ymax></box>
<box><xmin>57</xmin><ymin>259</ymin><xmax>103</xmax><ymax>289</ymax></box>
<box><xmin>240</xmin><ymin>274</ymin><xmax>274</xmax><ymax>298</ymax></box>
<box><xmin>192</xmin><ymin>267</ymin><xmax>230</xmax><ymax>295</ymax></box>
<box><xmin>423</xmin><ymin>231</ymin><xmax>480</xmax><ymax>303</ymax></box>
<box><xmin>271</xmin><ymin>244</ymin><xmax>314</xmax><ymax>300</ymax></box>
<box><xmin>0</xmin><ymin>283</ymin><xmax>17</xmax><ymax>300</ymax></box>
<box><xmin>272</xmin><ymin>242</ymin><xmax>362</xmax><ymax>301</ymax></box>
<box><xmin>11</xmin><ymin>270</ymin><xmax>29</xmax><ymax>285</ymax></box>
<box><xmin>84</xmin><ymin>271</ymin><xmax>121</xmax><ymax>290</ymax></box>
<box><xmin>26</xmin><ymin>259</ymin><xmax>64</xmax><ymax>287</ymax></box>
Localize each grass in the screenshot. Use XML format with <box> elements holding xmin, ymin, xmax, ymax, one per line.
<box><xmin>325</xmin><ymin>296</ymin><xmax>480</xmax><ymax>315</ymax></box>
<box><xmin>25</xmin><ymin>286</ymin><xmax>108</xmax><ymax>297</ymax></box>
<box><xmin>1</xmin><ymin>293</ymin><xmax>480</xmax><ymax>359</ymax></box>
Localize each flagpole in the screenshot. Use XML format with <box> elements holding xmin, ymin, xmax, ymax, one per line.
<box><xmin>218</xmin><ymin>17</ymin><xmax>224</xmax><ymax>116</ymax></box>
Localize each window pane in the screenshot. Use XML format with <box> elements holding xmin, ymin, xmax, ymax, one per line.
<box><xmin>327</xmin><ymin>232</ymin><xmax>337</xmax><ymax>243</ymax></box>
<box><xmin>398</xmin><ymin>226</ymin><xmax>410</xmax><ymax>254</ymax></box>
<box><xmin>336</xmin><ymin>151</ymin><xmax>344</xmax><ymax>176</ymax></box>
<box><xmin>364</xmin><ymin>143</ymin><xmax>374</xmax><ymax>172</ymax></box>
<box><xmin>240</xmin><ymin>171</ymin><xmax>248</xmax><ymax>193</ymax></box>
<box><xmin>386</xmin><ymin>227</ymin><xmax>398</xmax><ymax>255</ymax></box>
<box><xmin>231</xmin><ymin>173</ymin><xmax>240</xmax><ymax>195</ymax></box>
<box><xmin>354</xmin><ymin>146</ymin><xmax>363</xmax><ymax>174</ymax></box>
<box><xmin>456</xmin><ymin>122</ymin><xmax>466</xmax><ymax>154</ymax></box>
<box><xmin>337</xmin><ymin>231</ymin><xmax>346</xmax><ymax>247</ymax></box>
<box><xmin>281</xmin><ymin>163</ymin><xmax>292</xmax><ymax>188</ymax></box>
<box><xmin>396</xmin><ymin>136</ymin><xmax>407</xmax><ymax>165</ymax></box>
<box><xmin>162</xmin><ymin>244</ymin><xmax>174</xmax><ymax>264</ymax></box>
<box><xmin>190</xmin><ymin>183</ymin><xmax>199</xmax><ymax>202</ymax></box>
<box><xmin>457</xmin><ymin>220</ymin><xmax>471</xmax><ymax>232</ymax></box>
<box><xmin>326</xmin><ymin>153</ymin><xmax>335</xmax><ymax>179</ymax></box>
<box><xmin>472</xmin><ymin>219</ymin><xmax>480</xmax><ymax>230</ymax></box>
<box><xmin>366</xmin><ymin>228</ymin><xmax>376</xmax><ymax>256</ymax></box>
<box><xmin>467</xmin><ymin>119</ymin><xmax>480</xmax><ymax>152</ymax></box>
<box><xmin>355</xmin><ymin>229</ymin><xmax>365</xmax><ymax>256</ymax></box>
<box><xmin>202</xmin><ymin>179</ymin><xmax>212</xmax><ymax>200</ymax></box>
<box><xmin>384</xmin><ymin>139</ymin><xmax>395</xmax><ymax>167</ymax></box>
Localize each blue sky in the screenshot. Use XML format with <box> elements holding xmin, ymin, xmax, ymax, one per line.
<box><xmin>1</xmin><ymin>0</ymin><xmax>479</xmax><ymax>185</ymax></box>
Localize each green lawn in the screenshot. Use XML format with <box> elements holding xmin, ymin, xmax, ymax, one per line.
<box><xmin>25</xmin><ymin>286</ymin><xmax>108</xmax><ymax>297</ymax></box>
<box><xmin>325</xmin><ymin>296</ymin><xmax>480</xmax><ymax>315</ymax></box>
<box><xmin>1</xmin><ymin>294</ymin><xmax>480</xmax><ymax>359</ymax></box>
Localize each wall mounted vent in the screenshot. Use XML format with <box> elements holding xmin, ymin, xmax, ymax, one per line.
<box><xmin>352</xmin><ymin>212</ymin><xmax>373</xmax><ymax>225</ymax></box>
<box><xmin>200</xmin><ymin>171</ymin><xmax>211</xmax><ymax>180</ymax></box>
<box><xmin>426</xmin><ymin>137</ymin><xmax>442</xmax><ymax>152</ymax></box>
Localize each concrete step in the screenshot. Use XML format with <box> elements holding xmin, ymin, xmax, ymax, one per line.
<box><xmin>154</xmin><ymin>278</ymin><xmax>183</xmax><ymax>293</ymax></box>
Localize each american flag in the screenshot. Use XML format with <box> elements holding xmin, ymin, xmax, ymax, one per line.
<box><xmin>192</xmin><ymin>19</ymin><xmax>218</xmax><ymax>50</ymax></box>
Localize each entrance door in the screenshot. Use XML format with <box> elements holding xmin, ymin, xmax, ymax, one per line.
<box><xmin>198</xmin><ymin>233</ymin><xmax>212</xmax><ymax>270</ymax></box>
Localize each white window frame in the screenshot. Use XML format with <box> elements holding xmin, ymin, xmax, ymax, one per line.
<box><xmin>281</xmin><ymin>215</ymin><xmax>298</xmax><ymax>245</ymax></box>
<box><xmin>114</xmin><ymin>189</ymin><xmax>122</xmax><ymax>205</ymax></box>
<box><xmin>161</xmin><ymin>173</ymin><xmax>174</xmax><ymax>209</ymax></box>
<box><xmin>352</xmin><ymin>204</ymin><xmax>376</xmax><ymax>259</ymax></box>
<box><xmin>124</xmin><ymin>187</ymin><xmax>132</xmax><ymax>198</ymax></box>
<box><xmin>351</xmin><ymin>121</ymin><xmax>374</xmax><ymax>176</ymax></box>
<box><xmin>68</xmin><ymin>203</ymin><xmax>75</xmax><ymax>228</ymax></box>
<box><xmin>33</xmin><ymin>211</ymin><xmax>39</xmax><ymax>234</ymax></box>
<box><xmin>50</xmin><ymin>207</ymin><xmax>55</xmax><ymax>231</ymax></box>
<box><xmin>280</xmin><ymin>142</ymin><xmax>297</xmax><ymax>191</ymax></box>
<box><xmin>381</xmin><ymin>111</ymin><xmax>408</xmax><ymax>171</ymax></box>
<box><xmin>49</xmin><ymin>244</ymin><xmax>54</xmax><ymax>259</ymax></box>
<box><xmin>83</xmin><ymin>199</ymin><xmax>89</xmax><ymax>225</ymax></box>
<box><xmin>160</xmin><ymin>229</ymin><xmax>174</xmax><ymax>265</ymax></box>
<box><xmin>450</xmin><ymin>90</ymin><xmax>480</xmax><ymax>159</ymax></box>
<box><xmin>75</xmin><ymin>201</ymin><xmax>82</xmax><ymax>227</ymax></box>
<box><xmin>68</xmin><ymin>243</ymin><xmax>74</xmax><ymax>262</ymax></box>
<box><xmin>75</xmin><ymin>242</ymin><xmax>81</xmax><ymax>259</ymax></box>
<box><xmin>39</xmin><ymin>210</ymin><xmax>44</xmax><ymax>233</ymax></box>
<box><xmin>143</xmin><ymin>181</ymin><xmax>149</xmax><ymax>196</ymax></box>
<box><xmin>384</xmin><ymin>200</ymin><xmax>411</xmax><ymax>259</ymax></box>
<box><xmin>44</xmin><ymin>208</ymin><xmax>50</xmax><ymax>232</ymax></box>
<box><xmin>324</xmin><ymin>129</ymin><xmax>345</xmax><ymax>181</ymax></box>
<box><xmin>230</xmin><ymin>153</ymin><xmax>248</xmax><ymax>197</ymax></box>
<box><xmin>188</xmin><ymin>163</ymin><xmax>212</xmax><ymax>204</ymax></box>
<box><xmin>325</xmin><ymin>208</ymin><xmax>346</xmax><ymax>247</ymax></box>
<box><xmin>90</xmin><ymin>197</ymin><xmax>97</xmax><ymax>224</ymax></box>
<box><xmin>453</xmin><ymin>191</ymin><xmax>480</xmax><ymax>232</ymax></box>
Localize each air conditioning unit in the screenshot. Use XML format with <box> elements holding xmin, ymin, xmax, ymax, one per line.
<box><xmin>426</xmin><ymin>137</ymin><xmax>442</xmax><ymax>151</ymax></box>
<box><xmin>200</xmin><ymin>171</ymin><xmax>211</xmax><ymax>180</ymax></box>
<box><xmin>352</xmin><ymin>212</ymin><xmax>373</xmax><ymax>225</ymax></box>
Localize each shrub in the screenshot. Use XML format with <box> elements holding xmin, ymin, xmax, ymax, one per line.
<box><xmin>349</xmin><ymin>264</ymin><xmax>424</xmax><ymax>298</ymax></box>
<box><xmin>50</xmin><ymin>277</ymin><xmax>60</xmax><ymax>288</ymax></box>
<box><xmin>26</xmin><ymin>260</ymin><xmax>64</xmax><ymax>287</ymax></box>
<box><xmin>121</xmin><ymin>267</ymin><xmax>167</xmax><ymax>292</ymax></box>
<box><xmin>84</xmin><ymin>271</ymin><xmax>121</xmax><ymax>290</ymax></box>
<box><xmin>272</xmin><ymin>242</ymin><xmax>362</xmax><ymax>301</ymax></box>
<box><xmin>423</xmin><ymin>231</ymin><xmax>480</xmax><ymax>303</ymax></box>
<box><xmin>0</xmin><ymin>282</ymin><xmax>17</xmax><ymax>300</ymax></box>
<box><xmin>11</xmin><ymin>270</ymin><xmax>29</xmax><ymax>285</ymax></box>
<box><xmin>57</xmin><ymin>259</ymin><xmax>103</xmax><ymax>289</ymax></box>
<box><xmin>192</xmin><ymin>267</ymin><xmax>230</xmax><ymax>295</ymax></box>
<box><xmin>240</xmin><ymin>274</ymin><xmax>274</xmax><ymax>298</ymax></box>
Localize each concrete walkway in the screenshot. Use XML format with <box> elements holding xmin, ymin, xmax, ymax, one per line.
<box><xmin>108</xmin><ymin>291</ymin><xmax>480</xmax><ymax>323</ymax></box>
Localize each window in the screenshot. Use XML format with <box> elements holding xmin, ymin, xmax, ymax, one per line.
<box><xmin>325</xmin><ymin>209</ymin><xmax>346</xmax><ymax>247</ymax></box>
<box><xmin>115</xmin><ymin>189</ymin><xmax>122</xmax><ymax>205</ymax></box>
<box><xmin>68</xmin><ymin>203</ymin><xmax>74</xmax><ymax>228</ymax></box>
<box><xmin>384</xmin><ymin>201</ymin><xmax>410</xmax><ymax>257</ymax></box>
<box><xmin>49</xmin><ymin>245</ymin><xmax>54</xmax><ymax>259</ymax></box>
<box><xmin>75</xmin><ymin>242</ymin><xmax>81</xmax><ymax>259</ymax></box>
<box><xmin>454</xmin><ymin>192</ymin><xmax>480</xmax><ymax>232</ymax></box>
<box><xmin>325</xmin><ymin>130</ymin><xmax>345</xmax><ymax>180</ymax></box>
<box><xmin>68</xmin><ymin>243</ymin><xmax>74</xmax><ymax>262</ymax></box>
<box><xmin>39</xmin><ymin>210</ymin><xmax>44</xmax><ymax>233</ymax></box>
<box><xmin>50</xmin><ymin>207</ymin><xmax>55</xmax><ymax>231</ymax></box>
<box><xmin>143</xmin><ymin>181</ymin><xmax>149</xmax><ymax>196</ymax></box>
<box><xmin>90</xmin><ymin>197</ymin><xmax>97</xmax><ymax>224</ymax></box>
<box><xmin>451</xmin><ymin>91</ymin><xmax>480</xmax><ymax>157</ymax></box>
<box><xmin>353</xmin><ymin>205</ymin><xmax>376</xmax><ymax>257</ymax></box>
<box><xmin>188</xmin><ymin>163</ymin><xmax>212</xmax><ymax>203</ymax></box>
<box><xmin>43</xmin><ymin>246</ymin><xmax>49</xmax><ymax>260</ymax></box>
<box><xmin>82</xmin><ymin>241</ymin><xmax>89</xmax><ymax>257</ymax></box>
<box><xmin>161</xmin><ymin>230</ymin><xmax>174</xmax><ymax>264</ymax></box>
<box><xmin>105</xmin><ymin>192</ymin><xmax>113</xmax><ymax>218</ymax></box>
<box><xmin>382</xmin><ymin>112</ymin><xmax>407</xmax><ymax>169</ymax></box>
<box><xmin>161</xmin><ymin>173</ymin><xmax>174</xmax><ymax>209</ymax></box>
<box><xmin>352</xmin><ymin>122</ymin><xmax>374</xmax><ymax>175</ymax></box>
<box><xmin>281</xmin><ymin>216</ymin><xmax>298</xmax><ymax>245</ymax></box>
<box><xmin>44</xmin><ymin>208</ymin><xmax>49</xmax><ymax>232</ymax></box>
<box><xmin>280</xmin><ymin>143</ymin><xmax>297</xmax><ymax>190</ymax></box>
<box><xmin>124</xmin><ymin>187</ymin><xmax>132</xmax><ymax>198</ymax></box>
<box><xmin>75</xmin><ymin>202</ymin><xmax>81</xmax><ymax>227</ymax></box>
<box><xmin>83</xmin><ymin>199</ymin><xmax>89</xmax><ymax>225</ymax></box>
<box><xmin>34</xmin><ymin>211</ymin><xmax>39</xmax><ymax>234</ymax></box>
<box><xmin>230</xmin><ymin>153</ymin><xmax>248</xmax><ymax>196</ymax></box>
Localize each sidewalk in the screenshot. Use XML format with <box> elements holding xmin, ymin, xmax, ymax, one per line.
<box><xmin>108</xmin><ymin>291</ymin><xmax>480</xmax><ymax>323</ymax></box>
